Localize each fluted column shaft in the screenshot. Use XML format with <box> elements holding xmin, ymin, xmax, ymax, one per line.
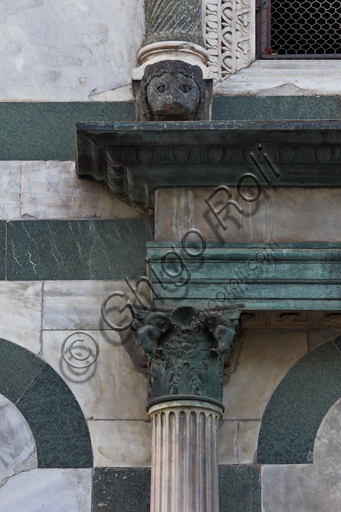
<box><xmin>148</xmin><ymin>400</ymin><xmax>223</xmax><ymax>512</ymax></box>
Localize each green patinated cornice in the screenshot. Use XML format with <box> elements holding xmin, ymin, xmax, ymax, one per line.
<box><xmin>77</xmin><ymin>120</ymin><xmax>341</xmax><ymax>215</ymax></box>
<box><xmin>147</xmin><ymin>242</ymin><xmax>341</xmax><ymax>311</ymax></box>
<box><xmin>144</xmin><ymin>0</ymin><xmax>204</xmax><ymax>48</ymax></box>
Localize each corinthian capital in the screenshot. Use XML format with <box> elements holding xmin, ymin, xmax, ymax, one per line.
<box><xmin>129</xmin><ymin>303</ymin><xmax>244</xmax><ymax>407</ymax></box>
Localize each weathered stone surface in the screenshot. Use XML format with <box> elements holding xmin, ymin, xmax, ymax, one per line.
<box><xmin>7</xmin><ymin>220</ymin><xmax>154</xmax><ymax>281</ymax></box>
<box><xmin>138</xmin><ymin>60</ymin><xmax>208</xmax><ymax>121</ymax></box>
<box><xmin>92</xmin><ymin>466</ymin><xmax>262</xmax><ymax>512</ymax></box>
<box><xmin>17</xmin><ymin>364</ymin><xmax>93</xmax><ymax>468</ymax></box>
<box><xmin>93</xmin><ymin>468</ymin><xmax>151</xmax><ymax>512</ymax></box>
<box><xmin>0</xmin><ymin>103</ymin><xmax>136</xmax><ymax>161</ymax></box>
<box><xmin>215</xmin><ymin>60</ymin><xmax>341</xmax><ymax>96</ymax></box>
<box><xmin>238</xmin><ymin>420</ymin><xmax>261</xmax><ymax>464</ymax></box>
<box><xmin>42</xmin><ymin>330</ymin><xmax>148</xmax><ymax>420</ymax></box>
<box><xmin>223</xmin><ymin>331</ymin><xmax>307</xmax><ymax>419</ymax></box>
<box><xmin>218</xmin><ymin>420</ymin><xmax>261</xmax><ymax>465</ymax></box>
<box><xmin>0</xmin><ymin>469</ymin><xmax>91</xmax><ymax>512</ymax></box>
<box><xmin>258</xmin><ymin>340</ymin><xmax>341</xmax><ymax>464</ymax></box>
<box><xmin>20</xmin><ymin>161</ymin><xmax>141</xmax><ymax>220</ymax></box>
<box><xmin>262</xmin><ymin>398</ymin><xmax>341</xmax><ymax>511</ymax></box>
<box><xmin>0</xmin><ymin>162</ymin><xmax>20</xmax><ymax>219</ymax></box>
<box><xmin>43</xmin><ymin>280</ymin><xmax>150</xmax><ymax>331</ymax></box>
<box><xmin>155</xmin><ymin>187</ymin><xmax>341</xmax><ymax>243</ymax></box>
<box><xmin>0</xmin><ymin>282</ymin><xmax>41</xmax><ymax>355</ymax></box>
<box><xmin>88</xmin><ymin>420</ymin><xmax>152</xmax><ymax>467</ymax></box>
<box><xmin>144</xmin><ymin>0</ymin><xmax>204</xmax><ymax>47</ymax></box>
<box><xmin>218</xmin><ymin>421</ymin><xmax>238</xmax><ymax>464</ymax></box>
<box><xmin>308</xmin><ymin>328</ymin><xmax>341</xmax><ymax>352</ymax></box>
<box><xmin>0</xmin><ymin>0</ymin><xmax>144</xmax><ymax>101</ymax></box>
<box><xmin>219</xmin><ymin>466</ymin><xmax>261</xmax><ymax>512</ymax></box>
<box><xmin>0</xmin><ymin>394</ymin><xmax>37</xmax><ymax>487</ymax></box>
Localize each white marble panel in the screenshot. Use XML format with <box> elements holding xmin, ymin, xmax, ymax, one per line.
<box><xmin>42</xmin><ymin>330</ymin><xmax>148</xmax><ymax>420</ymax></box>
<box><xmin>0</xmin><ymin>468</ymin><xmax>91</xmax><ymax>512</ymax></box>
<box><xmin>237</xmin><ymin>420</ymin><xmax>261</xmax><ymax>464</ymax></box>
<box><xmin>88</xmin><ymin>420</ymin><xmax>151</xmax><ymax>467</ymax></box>
<box><xmin>20</xmin><ymin>161</ymin><xmax>141</xmax><ymax>220</ymax></box>
<box><xmin>0</xmin><ymin>394</ymin><xmax>37</xmax><ymax>487</ymax></box>
<box><xmin>262</xmin><ymin>397</ymin><xmax>341</xmax><ymax>511</ymax></box>
<box><xmin>0</xmin><ymin>282</ymin><xmax>42</xmax><ymax>354</ymax></box>
<box><xmin>0</xmin><ymin>0</ymin><xmax>144</xmax><ymax>101</ymax></box>
<box><xmin>218</xmin><ymin>420</ymin><xmax>238</xmax><ymax>464</ymax></box>
<box><xmin>43</xmin><ymin>280</ymin><xmax>150</xmax><ymax>331</ymax></box>
<box><xmin>0</xmin><ymin>162</ymin><xmax>20</xmax><ymax>219</ymax></box>
<box><xmin>156</xmin><ymin>187</ymin><xmax>341</xmax><ymax>243</ymax></box>
<box><xmin>223</xmin><ymin>331</ymin><xmax>307</xmax><ymax>419</ymax></box>
<box><xmin>214</xmin><ymin>60</ymin><xmax>341</xmax><ymax>96</ymax></box>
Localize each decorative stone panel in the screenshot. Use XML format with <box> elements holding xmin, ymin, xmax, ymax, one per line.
<box><xmin>205</xmin><ymin>0</ymin><xmax>255</xmax><ymax>82</ymax></box>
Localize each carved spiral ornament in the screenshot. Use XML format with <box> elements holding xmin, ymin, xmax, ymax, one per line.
<box><xmin>205</xmin><ymin>0</ymin><xmax>253</xmax><ymax>82</ymax></box>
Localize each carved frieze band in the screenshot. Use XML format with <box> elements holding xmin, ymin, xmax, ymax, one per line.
<box><xmin>206</xmin><ymin>0</ymin><xmax>253</xmax><ymax>82</ymax></box>
<box><xmin>241</xmin><ymin>311</ymin><xmax>341</xmax><ymax>329</ymax></box>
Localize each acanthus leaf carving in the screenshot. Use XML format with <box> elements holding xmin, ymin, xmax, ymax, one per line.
<box><xmin>130</xmin><ymin>304</ymin><xmax>243</xmax><ymax>404</ymax></box>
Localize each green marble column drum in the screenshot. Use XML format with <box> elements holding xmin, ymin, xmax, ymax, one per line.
<box><xmin>129</xmin><ymin>304</ymin><xmax>243</xmax><ymax>409</ymax></box>
<box><xmin>144</xmin><ymin>0</ymin><xmax>204</xmax><ymax>48</ymax></box>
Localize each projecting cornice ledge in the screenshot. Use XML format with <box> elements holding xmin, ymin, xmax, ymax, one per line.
<box><xmin>147</xmin><ymin>242</ymin><xmax>341</xmax><ymax>312</ymax></box>
<box><xmin>76</xmin><ymin>120</ymin><xmax>341</xmax><ymax>216</ymax></box>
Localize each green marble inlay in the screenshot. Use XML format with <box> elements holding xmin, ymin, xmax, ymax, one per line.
<box><xmin>93</xmin><ymin>468</ymin><xmax>151</xmax><ymax>512</ymax></box>
<box><xmin>0</xmin><ymin>338</ymin><xmax>45</xmax><ymax>403</ymax></box>
<box><xmin>7</xmin><ymin>220</ymin><xmax>154</xmax><ymax>281</ymax></box>
<box><xmin>92</xmin><ymin>466</ymin><xmax>261</xmax><ymax>511</ymax></box>
<box><xmin>219</xmin><ymin>466</ymin><xmax>261</xmax><ymax>512</ymax></box>
<box><xmin>2</xmin><ymin>98</ymin><xmax>341</xmax><ymax>160</ymax></box>
<box><xmin>258</xmin><ymin>340</ymin><xmax>341</xmax><ymax>464</ymax></box>
<box><xmin>212</xmin><ymin>96</ymin><xmax>341</xmax><ymax>121</ymax></box>
<box><xmin>144</xmin><ymin>0</ymin><xmax>204</xmax><ymax>47</ymax></box>
<box><xmin>17</xmin><ymin>364</ymin><xmax>92</xmax><ymax>468</ymax></box>
<box><xmin>0</xmin><ymin>102</ymin><xmax>135</xmax><ymax>161</ymax></box>
<box><xmin>0</xmin><ymin>338</ymin><xmax>92</xmax><ymax>468</ymax></box>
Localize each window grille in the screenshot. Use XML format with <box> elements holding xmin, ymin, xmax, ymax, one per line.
<box><xmin>256</xmin><ymin>0</ymin><xmax>341</xmax><ymax>59</ymax></box>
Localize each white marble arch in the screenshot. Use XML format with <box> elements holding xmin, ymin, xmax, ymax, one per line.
<box><xmin>0</xmin><ymin>394</ymin><xmax>37</xmax><ymax>487</ymax></box>
<box><xmin>262</xmin><ymin>397</ymin><xmax>341</xmax><ymax>512</ymax></box>
<box><xmin>0</xmin><ymin>393</ymin><xmax>92</xmax><ymax>511</ymax></box>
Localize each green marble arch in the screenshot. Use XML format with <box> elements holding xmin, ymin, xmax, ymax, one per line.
<box><xmin>0</xmin><ymin>338</ymin><xmax>92</xmax><ymax>468</ymax></box>
<box><xmin>258</xmin><ymin>339</ymin><xmax>341</xmax><ymax>464</ymax></box>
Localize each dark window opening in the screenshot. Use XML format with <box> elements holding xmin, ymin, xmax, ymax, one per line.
<box><xmin>256</xmin><ymin>0</ymin><xmax>341</xmax><ymax>59</ymax></box>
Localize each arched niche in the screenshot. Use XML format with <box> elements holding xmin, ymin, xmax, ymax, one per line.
<box><xmin>0</xmin><ymin>338</ymin><xmax>92</xmax><ymax>468</ymax></box>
